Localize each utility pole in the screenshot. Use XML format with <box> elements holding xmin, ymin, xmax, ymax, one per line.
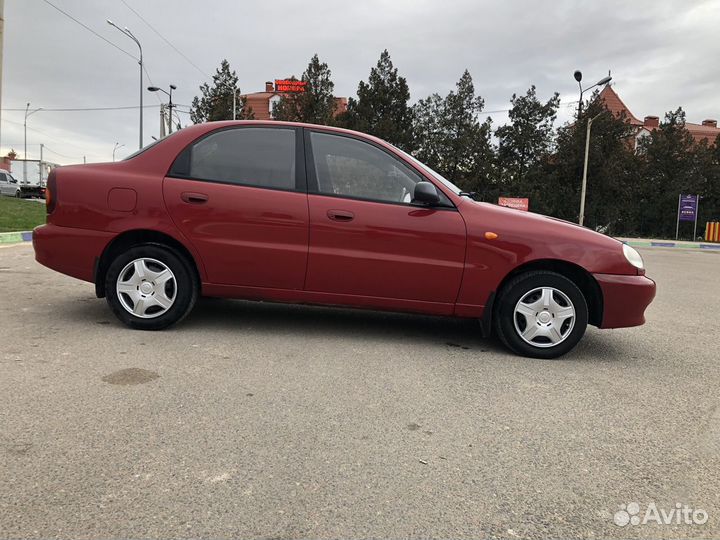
<box><xmin>159</xmin><ymin>104</ymin><xmax>166</xmax><ymax>138</ymax></box>
<box><xmin>107</xmin><ymin>21</ymin><xmax>143</xmax><ymax>149</ymax></box>
<box><xmin>0</xmin><ymin>0</ymin><xmax>5</xmax><ymax>153</ymax></box>
<box><xmin>579</xmin><ymin>113</ymin><xmax>602</xmax><ymax>226</ymax></box>
<box><xmin>39</xmin><ymin>143</ymin><xmax>43</xmax><ymax>186</ymax></box>
<box><xmin>112</xmin><ymin>142</ymin><xmax>124</xmax><ymax>162</ymax></box>
<box><xmin>24</xmin><ymin>103</ymin><xmax>42</xmax><ymax>182</ymax></box>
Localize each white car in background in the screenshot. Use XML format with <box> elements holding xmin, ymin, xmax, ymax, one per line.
<box><xmin>0</xmin><ymin>170</ymin><xmax>22</xmax><ymax>197</ymax></box>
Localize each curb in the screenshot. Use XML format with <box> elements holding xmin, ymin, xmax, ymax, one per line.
<box><xmin>621</xmin><ymin>239</ymin><xmax>720</xmax><ymax>250</ymax></box>
<box><xmin>0</xmin><ymin>231</ymin><xmax>33</xmax><ymax>244</ymax></box>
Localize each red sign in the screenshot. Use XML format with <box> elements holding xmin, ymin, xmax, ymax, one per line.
<box><xmin>498</xmin><ymin>197</ymin><xmax>529</xmax><ymax>211</ymax></box>
<box><xmin>275</xmin><ymin>79</ymin><xmax>307</xmax><ymax>93</ymax></box>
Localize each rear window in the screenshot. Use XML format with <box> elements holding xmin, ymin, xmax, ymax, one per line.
<box><xmin>172</xmin><ymin>127</ymin><xmax>297</xmax><ymax>191</ymax></box>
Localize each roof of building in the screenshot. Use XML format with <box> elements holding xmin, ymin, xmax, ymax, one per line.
<box><xmin>600</xmin><ymin>85</ymin><xmax>720</xmax><ymax>144</ymax></box>
<box><xmin>599</xmin><ymin>85</ymin><xmax>643</xmax><ymax>126</ymax></box>
<box><xmin>685</xmin><ymin>122</ymin><xmax>720</xmax><ymax>144</ymax></box>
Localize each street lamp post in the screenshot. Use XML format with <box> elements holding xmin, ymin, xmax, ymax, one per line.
<box><xmin>113</xmin><ymin>142</ymin><xmax>124</xmax><ymax>162</ymax></box>
<box><xmin>148</xmin><ymin>84</ymin><xmax>177</xmax><ymax>133</ymax></box>
<box><xmin>574</xmin><ymin>70</ymin><xmax>612</xmax><ymax>118</ymax></box>
<box><xmin>24</xmin><ymin>102</ymin><xmax>42</xmax><ymax>183</ymax></box>
<box><xmin>107</xmin><ymin>20</ymin><xmax>143</xmax><ymax>149</ymax></box>
<box><xmin>579</xmin><ymin>113</ymin><xmax>602</xmax><ymax>227</ymax></box>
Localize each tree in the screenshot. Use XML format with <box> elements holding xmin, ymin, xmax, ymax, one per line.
<box><xmin>338</xmin><ymin>50</ymin><xmax>414</xmax><ymax>151</ymax></box>
<box><xmin>495</xmin><ymin>86</ymin><xmax>560</xmax><ymax>195</ymax></box>
<box><xmin>536</xmin><ymin>95</ymin><xmax>639</xmax><ymax>230</ymax></box>
<box><xmin>190</xmin><ymin>59</ymin><xmax>254</xmax><ymax>123</ymax></box>
<box><xmin>412</xmin><ymin>70</ymin><xmax>495</xmax><ymax>194</ymax></box>
<box><xmin>637</xmin><ymin>108</ymin><xmax>710</xmax><ymax>238</ymax></box>
<box><xmin>273</xmin><ymin>54</ymin><xmax>337</xmax><ymax>125</ymax></box>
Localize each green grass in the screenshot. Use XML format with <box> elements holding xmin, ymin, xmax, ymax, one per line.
<box><xmin>0</xmin><ymin>196</ymin><xmax>46</xmax><ymax>232</ymax></box>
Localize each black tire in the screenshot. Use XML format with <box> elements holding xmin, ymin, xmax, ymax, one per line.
<box><xmin>105</xmin><ymin>244</ymin><xmax>198</xmax><ymax>330</ymax></box>
<box><xmin>493</xmin><ymin>270</ymin><xmax>588</xmax><ymax>359</ymax></box>
<box><xmin>15</xmin><ymin>190</ymin><xmax>21</xmax><ymax>198</ymax></box>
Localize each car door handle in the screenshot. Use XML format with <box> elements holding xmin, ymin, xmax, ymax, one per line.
<box><xmin>180</xmin><ymin>192</ymin><xmax>208</xmax><ymax>204</ymax></box>
<box><xmin>327</xmin><ymin>209</ymin><xmax>354</xmax><ymax>222</ymax></box>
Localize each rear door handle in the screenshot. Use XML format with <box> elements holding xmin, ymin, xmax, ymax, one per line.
<box><xmin>181</xmin><ymin>192</ymin><xmax>208</xmax><ymax>204</ymax></box>
<box><xmin>327</xmin><ymin>209</ymin><xmax>354</xmax><ymax>222</ymax></box>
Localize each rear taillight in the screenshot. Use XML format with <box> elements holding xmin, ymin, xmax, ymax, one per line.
<box><xmin>46</xmin><ymin>170</ymin><xmax>57</xmax><ymax>214</ymax></box>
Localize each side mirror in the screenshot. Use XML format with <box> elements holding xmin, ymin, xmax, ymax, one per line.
<box><xmin>412</xmin><ymin>181</ymin><xmax>440</xmax><ymax>206</ymax></box>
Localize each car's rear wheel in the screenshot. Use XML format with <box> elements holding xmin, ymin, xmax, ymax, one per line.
<box><xmin>105</xmin><ymin>244</ymin><xmax>197</xmax><ymax>330</ymax></box>
<box><xmin>493</xmin><ymin>271</ymin><xmax>588</xmax><ymax>359</ymax></box>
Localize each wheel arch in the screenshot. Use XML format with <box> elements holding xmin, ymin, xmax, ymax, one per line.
<box><xmin>94</xmin><ymin>229</ymin><xmax>201</xmax><ymax>298</ymax></box>
<box><xmin>493</xmin><ymin>259</ymin><xmax>604</xmax><ymax>327</ymax></box>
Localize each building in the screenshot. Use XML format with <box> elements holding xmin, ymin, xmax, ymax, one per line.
<box><xmin>599</xmin><ymin>85</ymin><xmax>720</xmax><ymax>148</ymax></box>
<box><xmin>241</xmin><ymin>80</ymin><xmax>348</xmax><ymax>120</ymax></box>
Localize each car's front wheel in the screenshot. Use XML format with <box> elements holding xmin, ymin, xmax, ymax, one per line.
<box><xmin>493</xmin><ymin>271</ymin><xmax>588</xmax><ymax>359</ymax></box>
<box><xmin>105</xmin><ymin>244</ymin><xmax>198</xmax><ymax>330</ymax></box>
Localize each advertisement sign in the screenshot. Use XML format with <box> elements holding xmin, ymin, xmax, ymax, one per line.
<box><xmin>498</xmin><ymin>197</ymin><xmax>529</xmax><ymax>211</ymax></box>
<box><xmin>275</xmin><ymin>79</ymin><xmax>307</xmax><ymax>93</ymax></box>
<box><xmin>679</xmin><ymin>194</ymin><xmax>698</xmax><ymax>222</ymax></box>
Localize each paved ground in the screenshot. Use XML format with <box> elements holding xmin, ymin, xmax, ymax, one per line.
<box><xmin>1</xmin><ymin>244</ymin><xmax>718</xmax><ymax>539</ymax></box>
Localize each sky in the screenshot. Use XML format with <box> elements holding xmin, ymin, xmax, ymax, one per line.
<box><xmin>2</xmin><ymin>0</ymin><xmax>719</xmax><ymax>165</ymax></box>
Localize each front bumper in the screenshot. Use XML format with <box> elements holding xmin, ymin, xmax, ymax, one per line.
<box><xmin>33</xmin><ymin>224</ymin><xmax>114</xmax><ymax>283</ymax></box>
<box><xmin>594</xmin><ymin>273</ymin><xmax>656</xmax><ymax>329</ymax></box>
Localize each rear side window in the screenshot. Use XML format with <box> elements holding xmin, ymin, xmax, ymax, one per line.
<box><xmin>173</xmin><ymin>127</ymin><xmax>296</xmax><ymax>190</ymax></box>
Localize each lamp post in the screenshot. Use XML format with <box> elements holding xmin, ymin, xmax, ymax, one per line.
<box><xmin>574</xmin><ymin>70</ymin><xmax>612</xmax><ymax>118</ymax></box>
<box><xmin>579</xmin><ymin>112</ymin><xmax>602</xmax><ymax>227</ymax></box>
<box><xmin>24</xmin><ymin>102</ymin><xmax>42</xmax><ymax>182</ymax></box>
<box><xmin>148</xmin><ymin>84</ymin><xmax>176</xmax><ymax>133</ymax></box>
<box><xmin>107</xmin><ymin>20</ymin><xmax>143</xmax><ymax>149</ymax></box>
<box><xmin>113</xmin><ymin>142</ymin><xmax>124</xmax><ymax>162</ymax></box>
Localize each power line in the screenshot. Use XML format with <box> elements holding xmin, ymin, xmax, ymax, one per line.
<box><xmin>119</xmin><ymin>0</ymin><xmax>211</xmax><ymax>79</ymax></box>
<box><xmin>1</xmin><ymin>118</ymin><xmax>93</xmax><ymax>152</ymax></box>
<box><xmin>1</xmin><ymin>105</ymin><xmax>161</xmax><ymax>112</ymax></box>
<box><xmin>42</xmin><ymin>146</ymin><xmax>84</xmax><ymax>160</ymax></box>
<box><xmin>40</xmin><ymin>0</ymin><xmax>137</xmax><ymax>61</ymax></box>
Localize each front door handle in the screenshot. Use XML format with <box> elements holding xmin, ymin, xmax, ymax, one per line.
<box><xmin>327</xmin><ymin>209</ymin><xmax>354</xmax><ymax>222</ymax></box>
<box><xmin>181</xmin><ymin>192</ymin><xmax>208</xmax><ymax>204</ymax></box>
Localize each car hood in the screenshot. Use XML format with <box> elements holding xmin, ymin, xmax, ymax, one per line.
<box><xmin>457</xmin><ymin>199</ymin><xmax>635</xmax><ymax>275</ymax></box>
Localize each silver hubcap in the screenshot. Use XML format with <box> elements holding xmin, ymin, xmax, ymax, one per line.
<box><xmin>513</xmin><ymin>287</ymin><xmax>575</xmax><ymax>348</ymax></box>
<box><xmin>116</xmin><ymin>258</ymin><xmax>177</xmax><ymax>319</ymax></box>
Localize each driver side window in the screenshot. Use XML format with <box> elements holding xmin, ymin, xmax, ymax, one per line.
<box><xmin>310</xmin><ymin>132</ymin><xmax>422</xmax><ymax>204</ymax></box>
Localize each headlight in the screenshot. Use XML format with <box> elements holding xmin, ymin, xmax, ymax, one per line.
<box><xmin>623</xmin><ymin>244</ymin><xmax>644</xmax><ymax>270</ymax></box>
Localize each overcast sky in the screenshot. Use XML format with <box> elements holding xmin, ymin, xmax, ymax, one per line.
<box><xmin>2</xmin><ymin>0</ymin><xmax>719</xmax><ymax>165</ymax></box>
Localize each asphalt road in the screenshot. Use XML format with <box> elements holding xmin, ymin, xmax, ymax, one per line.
<box><xmin>1</xmin><ymin>244</ymin><xmax>718</xmax><ymax>539</ymax></box>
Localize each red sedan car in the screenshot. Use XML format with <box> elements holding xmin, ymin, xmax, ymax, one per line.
<box><xmin>33</xmin><ymin>121</ymin><xmax>655</xmax><ymax>358</ymax></box>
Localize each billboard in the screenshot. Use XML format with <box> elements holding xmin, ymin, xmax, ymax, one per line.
<box><xmin>498</xmin><ymin>197</ymin><xmax>529</xmax><ymax>211</ymax></box>
<box><xmin>679</xmin><ymin>194</ymin><xmax>698</xmax><ymax>222</ymax></box>
<box><xmin>275</xmin><ymin>79</ymin><xmax>307</xmax><ymax>93</ymax></box>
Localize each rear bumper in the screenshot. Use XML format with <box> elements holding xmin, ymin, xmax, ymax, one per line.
<box><xmin>33</xmin><ymin>224</ymin><xmax>114</xmax><ymax>283</ymax></box>
<box><xmin>594</xmin><ymin>273</ymin><xmax>656</xmax><ymax>329</ymax></box>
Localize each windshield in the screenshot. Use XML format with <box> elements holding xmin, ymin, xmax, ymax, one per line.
<box><xmin>391</xmin><ymin>146</ymin><xmax>466</xmax><ymax>196</ymax></box>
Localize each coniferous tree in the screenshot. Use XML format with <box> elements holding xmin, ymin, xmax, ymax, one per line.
<box><xmin>495</xmin><ymin>86</ymin><xmax>560</xmax><ymax>195</ymax></box>
<box><xmin>412</xmin><ymin>70</ymin><xmax>495</xmax><ymax>194</ymax></box>
<box><xmin>190</xmin><ymin>60</ymin><xmax>254</xmax><ymax>123</ymax></box>
<box><xmin>273</xmin><ymin>54</ymin><xmax>337</xmax><ymax>125</ymax></box>
<box><xmin>338</xmin><ymin>50</ymin><xmax>414</xmax><ymax>151</ymax></box>
<box><xmin>637</xmin><ymin>108</ymin><xmax>709</xmax><ymax>238</ymax></box>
